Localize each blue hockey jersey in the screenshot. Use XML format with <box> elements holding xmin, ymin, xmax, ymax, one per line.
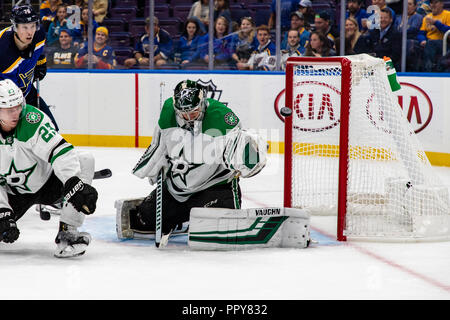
<box><xmin>0</xmin><ymin>26</ymin><xmax>46</xmax><ymax>97</ymax></box>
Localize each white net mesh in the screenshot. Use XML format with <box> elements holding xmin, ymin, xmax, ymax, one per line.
<box><xmin>287</xmin><ymin>54</ymin><xmax>450</xmax><ymax>241</ymax></box>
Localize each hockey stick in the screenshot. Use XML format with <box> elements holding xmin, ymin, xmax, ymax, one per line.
<box><xmin>155</xmin><ymin>81</ymin><xmax>165</xmax><ymax>248</ymax></box>
<box><xmin>37</xmin><ymin>168</ymin><xmax>112</xmax><ymax>219</ymax></box>
<box><xmin>34</xmin><ymin>78</ymin><xmax>51</xmax><ymax>221</ymax></box>
<box><xmin>94</xmin><ymin>168</ymin><xmax>112</xmax><ymax>179</ymax></box>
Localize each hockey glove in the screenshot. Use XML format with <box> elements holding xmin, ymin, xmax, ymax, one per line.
<box><xmin>223</xmin><ymin>128</ymin><xmax>267</xmax><ymax>178</ymax></box>
<box><xmin>0</xmin><ymin>209</ymin><xmax>20</xmax><ymax>243</ymax></box>
<box><xmin>63</xmin><ymin>176</ymin><xmax>98</xmax><ymax>215</ymax></box>
<box><xmin>34</xmin><ymin>59</ymin><xmax>47</xmax><ymax>81</ymax></box>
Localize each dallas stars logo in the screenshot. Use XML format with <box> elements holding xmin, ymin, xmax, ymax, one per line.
<box><xmin>224</xmin><ymin>112</ymin><xmax>239</xmax><ymax>126</ymax></box>
<box><xmin>169</xmin><ymin>147</ymin><xmax>202</xmax><ymax>186</ymax></box>
<box><xmin>0</xmin><ymin>160</ymin><xmax>37</xmax><ymax>193</ymax></box>
<box><xmin>26</xmin><ymin>112</ymin><xmax>41</xmax><ymax>124</ymax></box>
<box><xmin>170</xmin><ymin>158</ymin><xmax>202</xmax><ymax>186</ymax></box>
<box><xmin>176</xmin><ymin>88</ymin><xmax>198</xmax><ymax>109</ymax></box>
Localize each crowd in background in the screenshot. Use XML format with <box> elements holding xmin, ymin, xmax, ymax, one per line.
<box><xmin>2</xmin><ymin>0</ymin><xmax>449</xmax><ymax>72</ymax></box>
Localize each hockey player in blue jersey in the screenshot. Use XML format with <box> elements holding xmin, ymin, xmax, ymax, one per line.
<box><xmin>0</xmin><ymin>4</ymin><xmax>59</xmax><ymax>131</ymax></box>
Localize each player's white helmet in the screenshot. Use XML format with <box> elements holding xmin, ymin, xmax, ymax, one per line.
<box><xmin>0</xmin><ymin>79</ymin><xmax>25</xmax><ymax>109</ymax></box>
<box><xmin>173</xmin><ymin>80</ymin><xmax>207</xmax><ymax>128</ymax></box>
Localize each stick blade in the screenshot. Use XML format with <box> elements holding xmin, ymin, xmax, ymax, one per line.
<box><xmin>94</xmin><ymin>169</ymin><xmax>112</xmax><ymax>179</ymax></box>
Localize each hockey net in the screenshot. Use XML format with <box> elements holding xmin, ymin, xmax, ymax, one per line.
<box><xmin>284</xmin><ymin>54</ymin><xmax>450</xmax><ymax>241</ymax></box>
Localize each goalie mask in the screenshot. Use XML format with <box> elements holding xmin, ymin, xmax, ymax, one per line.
<box><xmin>173</xmin><ymin>80</ymin><xmax>207</xmax><ymax>128</ymax></box>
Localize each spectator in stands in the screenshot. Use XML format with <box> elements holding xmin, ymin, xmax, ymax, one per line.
<box><xmin>397</xmin><ymin>0</ymin><xmax>424</xmax><ymax>38</ymax></box>
<box><xmin>418</xmin><ymin>0</ymin><xmax>450</xmax><ymax>71</ymax></box>
<box><xmin>281</xmin><ymin>29</ymin><xmax>302</xmax><ymax>70</ymax></box>
<box><xmin>124</xmin><ymin>17</ymin><xmax>173</xmax><ymax>68</ymax></box>
<box><xmin>346</xmin><ymin>0</ymin><xmax>370</xmax><ymax>31</ymax></box>
<box><xmin>281</xmin><ymin>11</ymin><xmax>310</xmax><ymax>54</ymax></box>
<box><xmin>230</xmin><ymin>17</ymin><xmax>258</xmax><ymax>66</ymax></box>
<box><xmin>74</xmin><ymin>26</ymin><xmax>116</xmax><ymax>69</ymax></box>
<box><xmin>336</xmin><ymin>17</ymin><xmax>371</xmax><ymax>55</ymax></box>
<box><xmin>188</xmin><ymin>0</ymin><xmax>210</xmax><ymax>34</ymax></box>
<box><xmin>314</xmin><ymin>11</ymin><xmax>340</xmax><ymax>49</ymax></box>
<box><xmin>72</xmin><ymin>6</ymin><xmax>99</xmax><ymax>48</ymax></box>
<box><xmin>40</xmin><ymin>0</ymin><xmax>63</xmax><ymax>32</ymax></box>
<box><xmin>387</xmin><ymin>0</ymin><xmax>403</xmax><ymax>14</ymax></box>
<box><xmin>304</xmin><ymin>31</ymin><xmax>336</xmax><ymax>57</ymax></box>
<box><xmin>396</xmin><ymin>0</ymin><xmax>424</xmax><ymax>71</ymax></box>
<box><xmin>197</xmin><ymin>16</ymin><xmax>234</xmax><ymax>68</ymax></box>
<box><xmin>237</xmin><ymin>25</ymin><xmax>277</xmax><ymax>71</ymax></box>
<box><xmin>81</xmin><ymin>0</ymin><xmax>108</xmax><ymax>24</ymax></box>
<box><xmin>46</xmin><ymin>4</ymin><xmax>69</xmax><ymax>47</ymax></box>
<box><xmin>368</xmin><ymin>8</ymin><xmax>401</xmax><ymax>69</ymax></box>
<box><xmin>417</xmin><ymin>0</ymin><xmax>432</xmax><ymax>15</ymax></box>
<box><xmin>268</xmin><ymin>0</ymin><xmax>299</xmax><ymax>32</ymax></box>
<box><xmin>214</xmin><ymin>0</ymin><xmax>232</xmax><ymax>31</ymax></box>
<box><xmin>371</xmin><ymin>0</ymin><xmax>396</xmax><ymax>24</ymax></box>
<box><xmin>298</xmin><ymin>0</ymin><xmax>315</xmax><ymax>29</ymax></box>
<box><xmin>46</xmin><ymin>29</ymin><xmax>78</xmax><ymax>68</ymax></box>
<box><xmin>174</xmin><ymin>18</ymin><xmax>203</xmax><ymax>65</ymax></box>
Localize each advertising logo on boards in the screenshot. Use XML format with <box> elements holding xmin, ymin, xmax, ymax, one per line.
<box><xmin>196</xmin><ymin>79</ymin><xmax>228</xmax><ymax>106</ymax></box>
<box><xmin>274</xmin><ymin>81</ymin><xmax>433</xmax><ymax>134</ymax></box>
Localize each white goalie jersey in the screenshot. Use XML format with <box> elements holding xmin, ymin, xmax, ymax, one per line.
<box><xmin>132</xmin><ymin>98</ymin><xmax>267</xmax><ymax>202</ymax></box>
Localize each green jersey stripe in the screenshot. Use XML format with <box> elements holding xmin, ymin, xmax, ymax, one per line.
<box><xmin>50</xmin><ymin>145</ymin><xmax>74</xmax><ymax>164</ymax></box>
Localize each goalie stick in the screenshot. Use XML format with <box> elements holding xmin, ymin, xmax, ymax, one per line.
<box><xmin>155</xmin><ymin>82</ymin><xmax>165</xmax><ymax>248</ymax></box>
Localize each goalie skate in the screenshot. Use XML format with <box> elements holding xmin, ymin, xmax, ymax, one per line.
<box><xmin>115</xmin><ymin>198</ymin><xmax>189</xmax><ymax>240</ymax></box>
<box><xmin>54</xmin><ymin>224</ymin><xmax>92</xmax><ymax>258</ymax></box>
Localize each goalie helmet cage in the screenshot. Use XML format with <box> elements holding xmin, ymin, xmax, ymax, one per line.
<box><xmin>283</xmin><ymin>54</ymin><xmax>450</xmax><ymax>242</ymax></box>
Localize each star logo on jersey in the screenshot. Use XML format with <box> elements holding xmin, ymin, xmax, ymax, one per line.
<box><xmin>170</xmin><ymin>155</ymin><xmax>202</xmax><ymax>186</ymax></box>
<box><xmin>1</xmin><ymin>160</ymin><xmax>37</xmax><ymax>193</ymax></box>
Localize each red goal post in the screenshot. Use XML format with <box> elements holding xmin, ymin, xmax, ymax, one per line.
<box><xmin>283</xmin><ymin>55</ymin><xmax>450</xmax><ymax>242</ymax></box>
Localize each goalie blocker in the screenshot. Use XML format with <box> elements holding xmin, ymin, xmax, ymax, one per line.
<box><xmin>188</xmin><ymin>207</ymin><xmax>311</xmax><ymax>250</ymax></box>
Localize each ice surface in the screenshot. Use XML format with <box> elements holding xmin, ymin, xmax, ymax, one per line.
<box><xmin>1</xmin><ymin>147</ymin><xmax>449</xmax><ymax>300</ymax></box>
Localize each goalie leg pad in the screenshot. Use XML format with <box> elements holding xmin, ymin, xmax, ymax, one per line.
<box><xmin>115</xmin><ymin>197</ymin><xmax>146</xmax><ymax>239</ymax></box>
<box><xmin>188</xmin><ymin>207</ymin><xmax>311</xmax><ymax>250</ymax></box>
<box><xmin>115</xmin><ymin>198</ymin><xmax>191</xmax><ymax>240</ymax></box>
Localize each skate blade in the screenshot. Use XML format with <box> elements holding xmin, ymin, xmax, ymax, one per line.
<box><xmin>54</xmin><ymin>243</ymin><xmax>88</xmax><ymax>258</ymax></box>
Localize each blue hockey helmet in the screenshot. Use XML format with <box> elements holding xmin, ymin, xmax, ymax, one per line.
<box><xmin>11</xmin><ymin>5</ymin><xmax>40</xmax><ymax>31</ymax></box>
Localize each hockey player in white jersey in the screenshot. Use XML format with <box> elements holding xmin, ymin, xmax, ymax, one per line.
<box><xmin>0</xmin><ymin>79</ymin><xmax>98</xmax><ymax>258</ymax></box>
<box><xmin>116</xmin><ymin>80</ymin><xmax>268</xmax><ymax>241</ymax></box>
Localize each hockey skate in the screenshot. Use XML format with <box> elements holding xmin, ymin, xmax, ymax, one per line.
<box><xmin>115</xmin><ymin>198</ymin><xmax>189</xmax><ymax>240</ymax></box>
<box><xmin>54</xmin><ymin>223</ymin><xmax>91</xmax><ymax>258</ymax></box>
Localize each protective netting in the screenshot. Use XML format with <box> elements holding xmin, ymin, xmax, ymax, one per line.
<box><xmin>287</xmin><ymin>54</ymin><xmax>450</xmax><ymax>240</ymax></box>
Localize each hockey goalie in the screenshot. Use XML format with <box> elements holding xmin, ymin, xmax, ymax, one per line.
<box><xmin>116</xmin><ymin>80</ymin><xmax>311</xmax><ymax>249</ymax></box>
